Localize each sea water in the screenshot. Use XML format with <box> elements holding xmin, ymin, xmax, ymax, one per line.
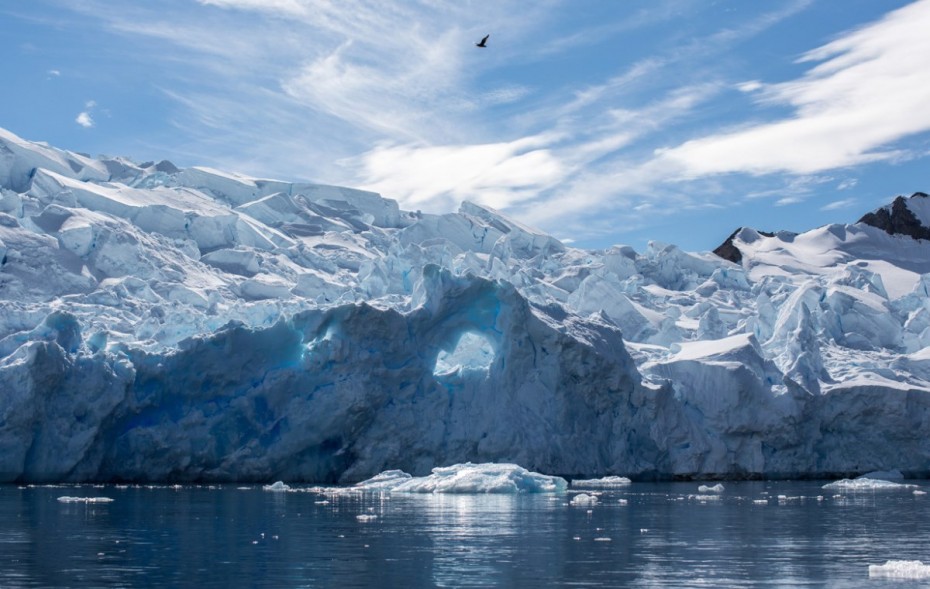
<box><xmin>2</xmin><ymin>480</ymin><xmax>930</xmax><ymax>588</ymax></box>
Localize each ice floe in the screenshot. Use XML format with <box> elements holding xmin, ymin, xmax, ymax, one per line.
<box><xmin>353</xmin><ymin>463</ymin><xmax>567</xmax><ymax>494</ymax></box>
<box><xmin>571</xmin><ymin>476</ymin><xmax>632</xmax><ymax>488</ymax></box>
<box><xmin>57</xmin><ymin>496</ymin><xmax>114</xmax><ymax>503</ymax></box>
<box><xmin>822</xmin><ymin>477</ymin><xmax>918</xmax><ymax>491</ymax></box>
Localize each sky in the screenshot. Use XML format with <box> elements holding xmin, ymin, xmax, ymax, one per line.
<box><xmin>2</xmin><ymin>0</ymin><xmax>930</xmax><ymax>252</ymax></box>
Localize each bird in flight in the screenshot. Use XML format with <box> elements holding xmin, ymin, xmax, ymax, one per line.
<box><xmin>476</xmin><ymin>34</ymin><xmax>489</xmax><ymax>48</ymax></box>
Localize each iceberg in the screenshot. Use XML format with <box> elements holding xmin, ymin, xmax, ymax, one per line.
<box><xmin>263</xmin><ymin>481</ymin><xmax>291</xmax><ymax>492</ymax></box>
<box><xmin>697</xmin><ymin>483</ymin><xmax>725</xmax><ymax>493</ymax></box>
<box><xmin>353</xmin><ymin>463</ymin><xmax>567</xmax><ymax>494</ymax></box>
<box><xmin>569</xmin><ymin>493</ymin><xmax>598</xmax><ymax>506</ymax></box>
<box><xmin>822</xmin><ymin>478</ymin><xmax>918</xmax><ymax>491</ymax></box>
<box><xmin>2</xmin><ymin>127</ymin><xmax>930</xmax><ymax>483</ymax></box>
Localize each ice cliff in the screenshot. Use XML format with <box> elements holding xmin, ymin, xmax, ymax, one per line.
<box><xmin>1</xmin><ymin>126</ymin><xmax>930</xmax><ymax>482</ymax></box>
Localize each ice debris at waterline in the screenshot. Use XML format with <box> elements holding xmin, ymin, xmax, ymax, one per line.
<box><xmin>263</xmin><ymin>481</ymin><xmax>291</xmax><ymax>492</ymax></box>
<box><xmin>3</xmin><ymin>127</ymin><xmax>930</xmax><ymax>483</ymax></box>
<box><xmin>868</xmin><ymin>560</ymin><xmax>930</xmax><ymax>579</ymax></box>
<box><xmin>351</xmin><ymin>463</ymin><xmax>568</xmax><ymax>494</ymax></box>
<box><xmin>571</xmin><ymin>476</ymin><xmax>632</xmax><ymax>488</ymax></box>
<box><xmin>57</xmin><ymin>496</ymin><xmax>114</xmax><ymax>503</ymax></box>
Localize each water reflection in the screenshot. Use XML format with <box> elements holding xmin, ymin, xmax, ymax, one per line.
<box><xmin>2</xmin><ymin>481</ymin><xmax>930</xmax><ymax>588</ymax></box>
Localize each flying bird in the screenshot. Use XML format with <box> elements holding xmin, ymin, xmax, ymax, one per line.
<box><xmin>476</xmin><ymin>34</ymin><xmax>489</xmax><ymax>48</ymax></box>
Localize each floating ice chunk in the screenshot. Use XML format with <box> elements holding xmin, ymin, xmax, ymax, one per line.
<box><xmin>57</xmin><ymin>496</ymin><xmax>114</xmax><ymax>503</ymax></box>
<box><xmin>915</xmin><ymin>490</ymin><xmax>927</xmax><ymax>496</ymax></box>
<box><xmin>356</xmin><ymin>514</ymin><xmax>378</xmax><ymax>522</ymax></box>
<box><xmin>355</xmin><ymin>463</ymin><xmax>567</xmax><ymax>494</ymax></box>
<box><xmin>263</xmin><ymin>481</ymin><xmax>291</xmax><ymax>492</ymax></box>
<box><xmin>698</xmin><ymin>483</ymin><xmax>725</xmax><ymax>493</ymax></box>
<box><xmin>593</xmin><ymin>537</ymin><xmax>612</xmax><ymax>542</ymax></box>
<box><xmin>869</xmin><ymin>560</ymin><xmax>930</xmax><ymax>579</ymax></box>
<box><xmin>822</xmin><ymin>478</ymin><xmax>918</xmax><ymax>491</ymax></box>
<box><xmin>571</xmin><ymin>476</ymin><xmax>632</xmax><ymax>488</ymax></box>
<box><xmin>570</xmin><ymin>493</ymin><xmax>598</xmax><ymax>506</ymax></box>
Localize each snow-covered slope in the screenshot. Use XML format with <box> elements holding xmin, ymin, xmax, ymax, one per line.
<box><xmin>1</xmin><ymin>126</ymin><xmax>929</xmax><ymax>482</ymax></box>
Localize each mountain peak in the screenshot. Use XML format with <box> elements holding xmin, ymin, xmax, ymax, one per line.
<box><xmin>712</xmin><ymin>227</ymin><xmax>775</xmax><ymax>263</ymax></box>
<box><xmin>857</xmin><ymin>192</ymin><xmax>930</xmax><ymax>240</ymax></box>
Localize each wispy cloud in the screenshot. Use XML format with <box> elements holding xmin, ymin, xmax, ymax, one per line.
<box><xmin>196</xmin><ymin>0</ymin><xmax>307</xmax><ymax>15</ymax></box>
<box><xmin>821</xmin><ymin>198</ymin><xmax>858</xmax><ymax>211</ymax></box>
<box><xmin>355</xmin><ymin>134</ymin><xmax>567</xmax><ymax>211</ymax></box>
<box><xmin>776</xmin><ymin>196</ymin><xmax>804</xmax><ymax>206</ymax></box>
<box><xmin>655</xmin><ymin>0</ymin><xmax>930</xmax><ymax>177</ymax></box>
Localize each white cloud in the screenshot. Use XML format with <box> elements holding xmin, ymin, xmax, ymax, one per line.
<box><xmin>196</xmin><ymin>0</ymin><xmax>307</xmax><ymax>15</ymax></box>
<box><xmin>736</xmin><ymin>80</ymin><xmax>763</xmax><ymax>93</ymax></box>
<box><xmin>656</xmin><ymin>0</ymin><xmax>930</xmax><ymax>177</ymax></box>
<box><xmin>75</xmin><ymin>99</ymin><xmax>98</xmax><ymax>128</ymax></box>
<box><xmin>775</xmin><ymin>196</ymin><xmax>803</xmax><ymax>206</ymax></box>
<box><xmin>356</xmin><ymin>134</ymin><xmax>567</xmax><ymax>211</ymax></box>
<box><xmin>821</xmin><ymin>198</ymin><xmax>858</xmax><ymax>211</ymax></box>
<box><xmin>837</xmin><ymin>178</ymin><xmax>858</xmax><ymax>191</ymax></box>
<box><xmin>75</xmin><ymin>111</ymin><xmax>94</xmax><ymax>128</ymax></box>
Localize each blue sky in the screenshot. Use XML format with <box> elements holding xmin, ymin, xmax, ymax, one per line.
<box><xmin>2</xmin><ymin>0</ymin><xmax>929</xmax><ymax>252</ymax></box>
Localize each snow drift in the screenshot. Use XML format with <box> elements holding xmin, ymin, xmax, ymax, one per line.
<box><xmin>1</xmin><ymin>127</ymin><xmax>930</xmax><ymax>482</ymax></box>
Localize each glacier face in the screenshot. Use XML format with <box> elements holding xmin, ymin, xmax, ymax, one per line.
<box><xmin>1</xmin><ymin>126</ymin><xmax>930</xmax><ymax>482</ymax></box>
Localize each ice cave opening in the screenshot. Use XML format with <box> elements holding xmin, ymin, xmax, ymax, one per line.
<box><xmin>433</xmin><ymin>331</ymin><xmax>496</xmax><ymax>376</ymax></box>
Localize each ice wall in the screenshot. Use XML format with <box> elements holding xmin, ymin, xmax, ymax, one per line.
<box><xmin>1</xmin><ymin>127</ymin><xmax>930</xmax><ymax>482</ymax></box>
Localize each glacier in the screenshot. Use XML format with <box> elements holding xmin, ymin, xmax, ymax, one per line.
<box><xmin>1</xmin><ymin>126</ymin><xmax>930</xmax><ymax>483</ymax></box>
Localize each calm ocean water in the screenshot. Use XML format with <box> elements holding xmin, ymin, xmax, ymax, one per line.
<box><xmin>3</xmin><ymin>480</ymin><xmax>930</xmax><ymax>588</ymax></box>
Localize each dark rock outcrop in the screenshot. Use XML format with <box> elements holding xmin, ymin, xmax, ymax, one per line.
<box><xmin>858</xmin><ymin>192</ymin><xmax>930</xmax><ymax>240</ymax></box>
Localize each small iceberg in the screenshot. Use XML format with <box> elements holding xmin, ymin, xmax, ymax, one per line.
<box><xmin>57</xmin><ymin>496</ymin><xmax>114</xmax><ymax>504</ymax></box>
<box><xmin>571</xmin><ymin>476</ymin><xmax>631</xmax><ymax>488</ymax></box>
<box><xmin>822</xmin><ymin>477</ymin><xmax>918</xmax><ymax>491</ymax></box>
<box><xmin>353</xmin><ymin>463</ymin><xmax>567</xmax><ymax>494</ymax></box>
<box><xmin>263</xmin><ymin>481</ymin><xmax>291</xmax><ymax>492</ymax></box>
<box><xmin>570</xmin><ymin>493</ymin><xmax>598</xmax><ymax>506</ymax></box>
<box><xmin>869</xmin><ymin>560</ymin><xmax>930</xmax><ymax>579</ymax></box>
<box><xmin>698</xmin><ymin>483</ymin><xmax>725</xmax><ymax>493</ymax></box>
